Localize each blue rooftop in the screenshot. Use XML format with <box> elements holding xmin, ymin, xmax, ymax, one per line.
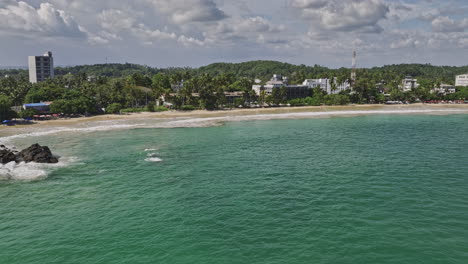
<box><xmin>24</xmin><ymin>103</ymin><xmax>49</xmax><ymax>107</ymax></box>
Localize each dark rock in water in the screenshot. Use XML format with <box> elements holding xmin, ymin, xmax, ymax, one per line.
<box><xmin>17</xmin><ymin>144</ymin><xmax>59</xmax><ymax>164</ymax></box>
<box><xmin>0</xmin><ymin>149</ymin><xmax>17</xmax><ymax>164</ymax></box>
<box><xmin>0</xmin><ymin>144</ymin><xmax>59</xmax><ymax>164</ymax></box>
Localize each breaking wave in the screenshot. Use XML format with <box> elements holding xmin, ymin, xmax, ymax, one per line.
<box><xmin>0</xmin><ymin>123</ymin><xmax>141</xmax><ymax>143</ymax></box>
<box><xmin>144</xmin><ymin>148</ymin><xmax>158</xmax><ymax>152</ymax></box>
<box><xmin>145</xmin><ymin>152</ymin><xmax>162</xmax><ymax>163</ymax></box>
<box><xmin>145</xmin><ymin>157</ymin><xmax>163</xmax><ymax>162</ymax></box>
<box><xmin>0</xmin><ymin>156</ymin><xmax>78</xmax><ymax>181</ymax></box>
<box><xmin>1</xmin><ymin>109</ymin><xmax>468</xmax><ymax>144</ymax></box>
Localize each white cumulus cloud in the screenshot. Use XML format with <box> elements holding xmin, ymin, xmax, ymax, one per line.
<box><xmin>0</xmin><ymin>1</ymin><xmax>86</xmax><ymax>38</ymax></box>
<box><xmin>147</xmin><ymin>0</ymin><xmax>227</xmax><ymax>24</ymax></box>
<box><xmin>431</xmin><ymin>16</ymin><xmax>468</xmax><ymax>32</ymax></box>
<box><xmin>291</xmin><ymin>0</ymin><xmax>390</xmax><ymax>33</ymax></box>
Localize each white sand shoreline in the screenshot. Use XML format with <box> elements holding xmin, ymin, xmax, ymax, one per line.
<box><xmin>1</xmin><ymin>104</ymin><xmax>468</xmax><ymax>141</ymax></box>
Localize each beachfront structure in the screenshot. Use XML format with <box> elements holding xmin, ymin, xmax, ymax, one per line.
<box><xmin>303</xmin><ymin>78</ymin><xmax>351</xmax><ymax>94</ymax></box>
<box><xmin>432</xmin><ymin>84</ymin><xmax>456</xmax><ymax>95</ymax></box>
<box><xmin>23</xmin><ymin>102</ymin><xmax>52</xmax><ymax>113</ymax></box>
<box><xmin>375</xmin><ymin>82</ymin><xmax>389</xmax><ymax>94</ymax></box>
<box><xmin>303</xmin><ymin>79</ymin><xmax>330</xmax><ymax>91</ymax></box>
<box><xmin>87</xmin><ymin>75</ymin><xmax>97</xmax><ymax>82</ymax></box>
<box><xmin>401</xmin><ymin>76</ymin><xmax>419</xmax><ymax>92</ymax></box>
<box><xmin>252</xmin><ymin>74</ymin><xmax>289</xmax><ymax>94</ymax></box>
<box><xmin>171</xmin><ymin>80</ymin><xmax>184</xmax><ymax>92</ymax></box>
<box><xmin>252</xmin><ymin>75</ymin><xmax>311</xmax><ymax>99</ymax></box>
<box><xmin>252</xmin><ymin>75</ymin><xmax>352</xmax><ymax>99</ymax></box>
<box><xmin>455</xmin><ymin>74</ymin><xmax>468</xmax><ymax>87</ymax></box>
<box><xmin>28</xmin><ymin>51</ymin><xmax>54</xmax><ymax>83</ymax></box>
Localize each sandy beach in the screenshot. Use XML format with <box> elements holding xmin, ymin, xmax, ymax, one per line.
<box><xmin>1</xmin><ymin>104</ymin><xmax>468</xmax><ymax>140</ymax></box>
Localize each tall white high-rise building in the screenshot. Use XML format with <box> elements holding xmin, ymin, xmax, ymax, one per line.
<box><xmin>28</xmin><ymin>51</ymin><xmax>54</xmax><ymax>83</ymax></box>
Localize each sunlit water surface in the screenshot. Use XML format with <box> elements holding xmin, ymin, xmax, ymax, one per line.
<box><xmin>1</xmin><ymin>114</ymin><xmax>468</xmax><ymax>263</ymax></box>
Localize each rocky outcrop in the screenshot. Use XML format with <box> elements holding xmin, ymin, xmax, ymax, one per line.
<box><xmin>0</xmin><ymin>149</ymin><xmax>17</xmax><ymax>164</ymax></box>
<box><xmin>0</xmin><ymin>144</ymin><xmax>58</xmax><ymax>164</ymax></box>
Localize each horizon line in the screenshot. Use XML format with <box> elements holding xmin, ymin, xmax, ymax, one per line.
<box><xmin>2</xmin><ymin>60</ymin><xmax>468</xmax><ymax>70</ymax></box>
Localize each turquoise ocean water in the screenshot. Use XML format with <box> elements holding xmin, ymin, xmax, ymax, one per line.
<box><xmin>1</xmin><ymin>114</ymin><xmax>468</xmax><ymax>263</ymax></box>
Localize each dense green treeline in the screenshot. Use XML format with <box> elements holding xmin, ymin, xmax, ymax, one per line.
<box><xmin>1</xmin><ymin>61</ymin><xmax>468</xmax><ymax>120</ymax></box>
<box><xmin>2</xmin><ymin>61</ymin><xmax>468</xmax><ymax>83</ymax></box>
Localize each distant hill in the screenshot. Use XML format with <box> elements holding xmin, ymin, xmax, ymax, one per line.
<box><xmin>54</xmin><ymin>63</ymin><xmax>160</xmax><ymax>77</ymax></box>
<box><xmin>197</xmin><ymin>61</ymin><xmax>468</xmax><ymax>84</ymax></box>
<box><xmin>1</xmin><ymin>61</ymin><xmax>468</xmax><ymax>84</ymax></box>
<box><xmin>0</xmin><ymin>66</ymin><xmax>28</xmax><ymax>70</ymax></box>
<box><xmin>196</xmin><ymin>60</ymin><xmax>332</xmax><ymax>81</ymax></box>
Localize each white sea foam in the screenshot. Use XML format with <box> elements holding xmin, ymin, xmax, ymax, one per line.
<box><xmin>2</xmin><ymin>109</ymin><xmax>468</xmax><ymax>143</ymax></box>
<box><xmin>145</xmin><ymin>148</ymin><xmax>158</xmax><ymax>152</ymax></box>
<box><xmin>0</xmin><ymin>123</ymin><xmax>141</xmax><ymax>143</ymax></box>
<box><xmin>0</xmin><ymin>156</ymin><xmax>79</xmax><ymax>181</ymax></box>
<box><xmin>165</xmin><ymin>109</ymin><xmax>468</xmax><ymax>127</ymax></box>
<box><xmin>145</xmin><ymin>157</ymin><xmax>163</xmax><ymax>162</ymax></box>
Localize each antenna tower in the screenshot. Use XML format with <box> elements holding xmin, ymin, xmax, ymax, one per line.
<box><xmin>351</xmin><ymin>51</ymin><xmax>357</xmax><ymax>87</ymax></box>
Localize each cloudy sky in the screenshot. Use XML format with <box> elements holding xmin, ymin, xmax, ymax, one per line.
<box><xmin>1</xmin><ymin>0</ymin><xmax>467</xmax><ymax>68</ymax></box>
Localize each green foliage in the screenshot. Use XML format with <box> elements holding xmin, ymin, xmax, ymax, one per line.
<box><xmin>154</xmin><ymin>106</ymin><xmax>169</xmax><ymax>112</ymax></box>
<box><xmin>152</xmin><ymin>73</ymin><xmax>171</xmax><ymax>90</ymax></box>
<box><xmin>50</xmin><ymin>97</ymin><xmax>96</xmax><ymax>115</ymax></box>
<box><xmin>24</xmin><ymin>82</ymin><xmax>66</xmax><ymax>103</ymax></box>
<box><xmin>228</xmin><ymin>78</ymin><xmax>252</xmax><ymax>92</ymax></box>
<box><xmin>446</xmin><ymin>87</ymin><xmax>468</xmax><ymax>100</ymax></box>
<box><xmin>288</xmin><ymin>98</ymin><xmax>307</xmax><ymax>106</ymax></box>
<box><xmin>19</xmin><ymin>108</ymin><xmax>37</xmax><ymax>119</ymax></box>
<box><xmin>106</xmin><ymin>103</ymin><xmax>122</xmax><ymax>114</ymax></box>
<box><xmin>0</xmin><ymin>76</ymin><xmax>31</xmax><ymax>106</ymax></box>
<box><xmin>271</xmin><ymin>87</ymin><xmax>286</xmax><ymax>105</ymax></box>
<box><xmin>1</xmin><ymin>61</ymin><xmax>468</xmax><ymax>117</ymax></box>
<box><xmin>50</xmin><ymin>100</ymin><xmax>71</xmax><ymax>114</ymax></box>
<box><xmin>323</xmin><ymin>94</ymin><xmax>350</xmax><ymax>105</ymax></box>
<box><xmin>375</xmin><ymin>93</ymin><xmax>386</xmax><ymax>104</ymax></box>
<box><xmin>305</xmin><ymin>97</ymin><xmax>322</xmax><ymax>106</ymax></box>
<box><xmin>0</xmin><ymin>95</ymin><xmax>16</xmax><ymax>121</ymax></box>
<box><xmin>130</xmin><ymin>73</ymin><xmax>152</xmax><ymax>87</ymax></box>
<box><xmin>233</xmin><ymin>98</ymin><xmax>244</xmax><ymax>107</ymax></box>
<box><xmin>54</xmin><ymin>63</ymin><xmax>158</xmax><ymax>78</ymax></box>
<box><xmin>2</xmin><ymin>62</ymin><xmax>468</xmax><ymax>84</ymax></box>
<box><xmin>147</xmin><ymin>102</ymin><xmax>155</xmax><ymax>112</ymax></box>
<box><xmin>120</xmin><ymin>107</ymin><xmax>145</xmax><ymax>113</ymax></box>
<box><xmin>288</xmin><ymin>96</ymin><xmax>323</xmax><ymax>106</ymax></box>
<box><xmin>180</xmin><ymin>105</ymin><xmax>197</xmax><ymax>111</ymax></box>
<box><xmin>120</xmin><ymin>106</ymin><xmax>168</xmax><ymax>113</ymax></box>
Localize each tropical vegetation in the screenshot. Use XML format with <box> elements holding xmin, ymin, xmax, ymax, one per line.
<box><xmin>0</xmin><ymin>61</ymin><xmax>467</xmax><ymax>118</ymax></box>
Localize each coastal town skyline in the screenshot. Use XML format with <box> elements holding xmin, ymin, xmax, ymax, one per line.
<box><xmin>1</xmin><ymin>0</ymin><xmax>468</xmax><ymax>68</ymax></box>
<box><xmin>2</xmin><ymin>2</ymin><xmax>468</xmax><ymax>263</ymax></box>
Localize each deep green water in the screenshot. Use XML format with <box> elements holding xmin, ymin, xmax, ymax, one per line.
<box><xmin>1</xmin><ymin>115</ymin><xmax>468</xmax><ymax>263</ymax></box>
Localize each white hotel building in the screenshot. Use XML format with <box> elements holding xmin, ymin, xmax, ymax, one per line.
<box><xmin>455</xmin><ymin>74</ymin><xmax>468</xmax><ymax>87</ymax></box>
<box><xmin>28</xmin><ymin>51</ymin><xmax>54</xmax><ymax>83</ymax></box>
<box><xmin>302</xmin><ymin>78</ymin><xmax>351</xmax><ymax>95</ymax></box>
<box><xmin>252</xmin><ymin>75</ymin><xmax>352</xmax><ymax>96</ymax></box>
<box><xmin>401</xmin><ymin>77</ymin><xmax>419</xmax><ymax>92</ymax></box>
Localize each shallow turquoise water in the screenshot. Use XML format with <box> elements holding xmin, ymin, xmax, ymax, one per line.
<box><xmin>1</xmin><ymin>115</ymin><xmax>468</xmax><ymax>263</ymax></box>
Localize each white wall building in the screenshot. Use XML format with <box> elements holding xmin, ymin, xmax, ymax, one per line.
<box><xmin>401</xmin><ymin>76</ymin><xmax>419</xmax><ymax>92</ymax></box>
<box><xmin>252</xmin><ymin>74</ymin><xmax>289</xmax><ymax>95</ymax></box>
<box><xmin>303</xmin><ymin>79</ymin><xmax>330</xmax><ymax>91</ymax></box>
<box><xmin>432</xmin><ymin>84</ymin><xmax>456</xmax><ymax>95</ymax></box>
<box><xmin>455</xmin><ymin>74</ymin><xmax>468</xmax><ymax>87</ymax></box>
<box><xmin>252</xmin><ymin>75</ymin><xmax>352</xmax><ymax>97</ymax></box>
<box><xmin>28</xmin><ymin>51</ymin><xmax>54</xmax><ymax>83</ymax></box>
<box><xmin>171</xmin><ymin>80</ymin><xmax>184</xmax><ymax>92</ymax></box>
<box><xmin>303</xmin><ymin>78</ymin><xmax>351</xmax><ymax>94</ymax></box>
<box><xmin>252</xmin><ymin>75</ymin><xmax>310</xmax><ymax>99</ymax></box>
